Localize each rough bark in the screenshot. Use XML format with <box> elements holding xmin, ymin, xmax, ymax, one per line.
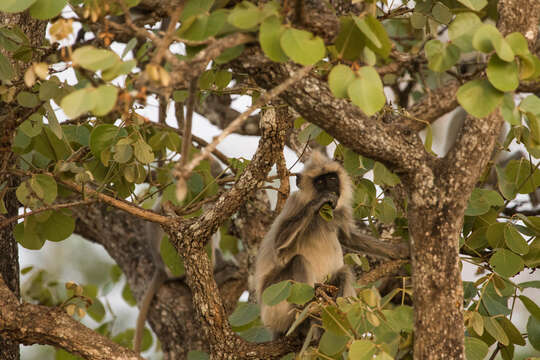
<box><xmin>0</xmin><ymin>11</ymin><xmax>46</xmax><ymax>359</ymax></box>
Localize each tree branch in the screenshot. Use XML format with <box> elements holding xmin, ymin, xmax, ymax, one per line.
<box><xmin>0</xmin><ymin>277</ymin><xmax>142</xmax><ymax>360</ymax></box>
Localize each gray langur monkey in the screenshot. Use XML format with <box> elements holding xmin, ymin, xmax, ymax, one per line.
<box><xmin>254</xmin><ymin>151</ymin><xmax>356</xmax><ymax>336</ymax></box>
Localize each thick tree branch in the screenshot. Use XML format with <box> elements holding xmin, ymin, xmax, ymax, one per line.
<box><xmin>0</xmin><ymin>277</ymin><xmax>141</xmax><ymax>360</ymax></box>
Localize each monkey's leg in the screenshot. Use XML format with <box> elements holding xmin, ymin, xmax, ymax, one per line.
<box><xmin>329</xmin><ymin>265</ymin><xmax>356</xmax><ymax>297</ymax></box>
<box><xmin>261</xmin><ymin>255</ymin><xmax>315</xmax><ymax>336</ymax></box>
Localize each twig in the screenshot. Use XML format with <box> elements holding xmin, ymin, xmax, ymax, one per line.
<box><xmin>173</xmin><ymin>65</ymin><xmax>313</xmax><ymax>190</ymax></box>
<box><xmin>275</xmin><ymin>151</ymin><xmax>290</xmax><ymax>214</ymax></box>
<box><xmin>180</xmin><ymin>77</ymin><xmax>197</xmax><ymax>167</ymax></box>
<box><xmin>0</xmin><ymin>200</ymin><xmax>95</xmax><ymax>229</ymax></box>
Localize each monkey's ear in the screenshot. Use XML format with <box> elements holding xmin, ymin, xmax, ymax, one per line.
<box><xmin>296</xmin><ymin>174</ymin><xmax>302</xmax><ymax>188</ymax></box>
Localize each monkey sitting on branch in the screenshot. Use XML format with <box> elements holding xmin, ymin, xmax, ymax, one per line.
<box><xmin>254</xmin><ymin>151</ymin><xmax>356</xmax><ymax>337</ymax></box>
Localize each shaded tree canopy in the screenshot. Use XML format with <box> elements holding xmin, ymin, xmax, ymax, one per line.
<box><xmin>0</xmin><ymin>0</ymin><xmax>540</xmax><ymax>359</ymax></box>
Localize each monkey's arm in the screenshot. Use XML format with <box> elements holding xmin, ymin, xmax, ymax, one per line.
<box><xmin>274</xmin><ymin>193</ymin><xmax>338</xmax><ymax>253</ymax></box>
<box><xmin>339</xmin><ymin>228</ymin><xmax>410</xmax><ymax>260</ymax></box>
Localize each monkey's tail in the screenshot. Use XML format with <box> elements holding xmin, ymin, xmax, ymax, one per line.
<box><xmin>133</xmin><ymin>269</ymin><xmax>167</xmax><ymax>353</ymax></box>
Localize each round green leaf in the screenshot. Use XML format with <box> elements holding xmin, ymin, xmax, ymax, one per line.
<box><xmin>319</xmin><ymin>331</ymin><xmax>349</xmax><ymax>356</ymax></box>
<box><xmin>19</xmin><ymin>114</ymin><xmax>43</xmax><ymax>137</ymax></box>
<box><xmin>489</xmin><ymin>249</ymin><xmax>524</xmax><ymax>277</ymax></box>
<box><xmin>188</xmin><ymin>350</ymin><xmax>210</xmax><ymax>360</ymax></box>
<box><xmin>60</xmin><ymin>88</ymin><xmax>96</xmax><ymax>119</ymax></box>
<box><xmin>520</xmin><ymin>94</ymin><xmax>540</xmax><ymax>115</ymax></box>
<box><xmin>486</xmin><ymin>55</ymin><xmax>519</xmax><ymax>92</ymax></box>
<box><xmin>328</xmin><ymin>64</ymin><xmax>355</xmax><ymax>99</ymax></box>
<box><xmin>17</xmin><ymin>91</ymin><xmax>39</xmax><ymax>108</ymax></box>
<box><xmin>32</xmin><ymin>174</ymin><xmax>57</xmax><ymax>204</ymax></box>
<box><xmin>472</xmin><ymin>24</ymin><xmax>514</xmax><ymax>62</ymax></box>
<box><xmin>486</xmin><ymin>222</ymin><xmax>505</xmax><ymax>248</ymax></box>
<box><xmin>92</xmin><ymin>85</ymin><xmax>118</xmax><ymax>116</ymax></box>
<box><xmin>133</xmin><ymin>140</ymin><xmax>154</xmax><ymax>164</ymax></box>
<box><xmin>505</xmin><ymin>32</ymin><xmax>529</xmax><ymax>56</ymax></box>
<box><xmin>259</xmin><ymin>16</ymin><xmax>287</xmax><ymax>63</ymax></box>
<box><xmin>347</xmin><ymin>66</ymin><xmax>385</xmax><ymax>116</ymax></box>
<box><xmin>349</xmin><ymin>340</ymin><xmax>377</xmax><ymax>360</ymax></box>
<box><xmin>352</xmin><ymin>15</ymin><xmax>391</xmax><ymax>58</ymax></box>
<box><xmin>464</xmin><ymin>337</ymin><xmax>489</xmax><ymax>360</ymax></box>
<box><xmin>457</xmin><ymin>0</ymin><xmax>487</xmax><ymax>11</ymax></box>
<box><xmin>14</xmin><ymin>222</ymin><xmax>45</xmax><ymax>250</ymax></box>
<box><xmin>410</xmin><ymin>12</ymin><xmax>427</xmax><ymax>29</ymax></box>
<box><xmin>29</xmin><ymin>0</ymin><xmax>67</xmax><ymax>20</ymax></box>
<box><xmin>113</xmin><ymin>144</ymin><xmax>133</xmax><ymax>164</ymax></box>
<box><xmin>228</xmin><ymin>2</ymin><xmax>261</xmax><ymax>29</ymax></box>
<box><xmin>519</xmin><ymin>295</ymin><xmax>540</xmax><ymax>321</ymax></box>
<box><xmin>448</xmin><ymin>12</ymin><xmax>482</xmax><ymax>52</ymax></box>
<box><xmin>280</xmin><ymin>28</ymin><xmax>325</xmax><ymax>66</ymax></box>
<box><xmin>431</xmin><ymin>2</ymin><xmax>452</xmax><ymax>24</ymax></box>
<box><xmin>504</xmin><ymin>224</ymin><xmax>529</xmax><ymax>255</ymax></box>
<box><xmin>457</xmin><ymin>79</ymin><xmax>504</xmax><ymax>118</ymax></box>
<box><xmin>0</xmin><ymin>0</ymin><xmax>36</xmax><ymax>12</ymax></box>
<box><xmin>425</xmin><ymin>39</ymin><xmax>460</xmax><ymax>72</ymax></box>
<box><xmin>262</xmin><ymin>280</ymin><xmax>292</xmax><ymax>306</ymax></box>
<box><xmin>228</xmin><ymin>302</ymin><xmax>260</xmax><ymax>327</ymax></box>
<box><xmin>72</xmin><ymin>46</ymin><xmax>119</xmax><ymax>72</ymax></box>
<box><xmin>42</xmin><ymin>210</ymin><xmax>75</xmax><ymax>241</ymax></box>
<box><xmin>89</xmin><ymin>124</ymin><xmax>124</xmax><ymax>157</ymax></box>
<box><xmin>287</xmin><ymin>282</ymin><xmax>314</xmax><ymax>305</ymax></box>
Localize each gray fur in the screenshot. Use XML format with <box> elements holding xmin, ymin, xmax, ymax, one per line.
<box><xmin>254</xmin><ymin>152</ymin><xmax>356</xmax><ymax>336</ymax></box>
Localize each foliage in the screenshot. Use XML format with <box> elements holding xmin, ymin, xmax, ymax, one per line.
<box><xmin>1</xmin><ymin>0</ymin><xmax>539</xmax><ymax>359</ymax></box>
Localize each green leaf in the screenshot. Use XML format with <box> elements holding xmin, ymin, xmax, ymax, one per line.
<box><xmin>328</xmin><ymin>64</ymin><xmax>355</xmax><ymax>99</ymax></box>
<box><xmin>19</xmin><ymin>114</ymin><xmax>42</xmax><ymax>137</ymax></box>
<box><xmin>472</xmin><ymin>24</ymin><xmax>514</xmax><ymax>62</ymax></box>
<box><xmin>448</xmin><ymin>12</ymin><xmax>482</xmax><ymax>52</ymax></box>
<box><xmin>410</xmin><ymin>12</ymin><xmax>427</xmax><ymax>29</ymax></box>
<box><xmin>262</xmin><ymin>280</ymin><xmax>292</xmax><ymax>306</ymax></box>
<box><xmin>259</xmin><ymin>16</ymin><xmax>288</xmax><ymax>62</ymax></box>
<box><xmin>486</xmin><ymin>222</ymin><xmax>506</xmax><ymax>248</ymax></box>
<box><xmin>238</xmin><ymin>326</ymin><xmax>272</xmax><ymax>343</ymax></box>
<box><xmin>214</xmin><ymin>45</ymin><xmax>245</xmax><ymax>64</ymax></box>
<box><xmin>72</xmin><ymin>46</ymin><xmax>119</xmax><ymax>72</ymax></box>
<box><xmin>503</xmin><ymin>224</ymin><xmax>528</xmax><ymax>255</ymax></box>
<box><xmin>465</xmin><ymin>188</ymin><xmax>504</xmax><ymax>216</ymax></box>
<box><xmin>523</xmin><ymin>238</ymin><xmax>540</xmax><ymax>268</ymax></box>
<box><xmin>160</xmin><ymin>234</ymin><xmax>184</xmax><ymax>276</ymax></box>
<box><xmin>373</xmin><ymin>162</ymin><xmax>400</xmax><ymax>186</ymax></box>
<box><xmin>228</xmin><ymin>302</ymin><xmax>260</xmax><ymax>327</ymax></box>
<box><xmin>180</xmin><ymin>0</ymin><xmax>214</xmax><ymax>21</ymax></box>
<box><xmin>214</xmin><ymin>70</ymin><xmax>232</xmax><ymax>89</ymax></box>
<box><xmin>280</xmin><ymin>28</ymin><xmax>325</xmax><ymax>66</ymax></box>
<box><xmin>489</xmin><ymin>249</ymin><xmax>524</xmax><ymax>277</ymax></box>
<box><xmin>347</xmin><ymin>66</ymin><xmax>385</xmax><ymax>116</ymax></box>
<box><xmin>29</xmin><ymin>0</ymin><xmax>67</xmax><ymax>20</ymax></box>
<box><xmin>17</xmin><ymin>91</ymin><xmax>39</xmax><ymax>108</ymax></box>
<box><xmin>60</xmin><ymin>88</ymin><xmax>96</xmax><ymax>119</ymax></box>
<box><xmin>375</xmin><ymin>197</ymin><xmax>397</xmax><ymax>224</ymax></box>
<box><xmin>102</xmin><ymin>59</ymin><xmax>136</xmax><ymax>81</ymax></box>
<box><xmin>520</xmin><ymin>94</ymin><xmax>540</xmax><ymax>115</ymax></box>
<box><xmin>89</xmin><ymin>124</ymin><xmax>125</xmax><ymax>157</ymax></box>
<box><xmin>457</xmin><ymin>0</ymin><xmax>487</xmax><ymax>11</ymax></box>
<box><xmin>483</xmin><ymin>316</ymin><xmax>509</xmax><ymax>345</ymax></box>
<box><xmin>0</xmin><ymin>0</ymin><xmax>37</xmax><ymax>12</ymax></box>
<box><xmin>32</xmin><ymin>174</ymin><xmax>57</xmax><ymax>204</ymax></box>
<box><xmin>319</xmin><ymin>203</ymin><xmax>334</xmax><ymax>221</ymax></box>
<box><xmin>319</xmin><ymin>331</ymin><xmax>349</xmax><ymax>356</ymax></box>
<box><xmin>113</xmin><ymin>144</ymin><xmax>133</xmax><ymax>164</ymax></box>
<box><xmin>92</xmin><ymin>85</ymin><xmax>118</xmax><ymax>116</ymax></box>
<box><xmin>321</xmin><ymin>306</ymin><xmax>349</xmax><ymax>335</ymax></box>
<box><xmin>457</xmin><ymin>79</ymin><xmax>504</xmax><ymax>118</ymax></box>
<box><xmin>228</xmin><ymin>2</ymin><xmax>261</xmax><ymax>29</ymax></box>
<box><xmin>528</xmin><ymin>316</ymin><xmax>540</xmax><ymax>351</ymax></box>
<box><xmin>288</xmin><ymin>282</ymin><xmax>314</xmax><ymax>305</ymax></box>
<box><xmin>349</xmin><ymin>340</ymin><xmax>377</xmax><ymax>360</ymax></box>
<box><xmin>87</xmin><ymin>298</ymin><xmax>106</xmax><ymax>323</ymax></box>
<box><xmin>431</xmin><ymin>2</ymin><xmax>452</xmax><ymax>24</ymax></box>
<box><xmin>498</xmin><ymin>317</ymin><xmax>525</xmax><ymax>346</ymax></box>
<box><xmin>519</xmin><ymin>295</ymin><xmax>540</xmax><ymax>321</ymax></box>
<box><xmin>335</xmin><ymin>16</ymin><xmax>364</xmax><ymax>60</ymax></box>
<box><xmin>501</xmin><ymin>93</ymin><xmax>521</xmax><ymax>125</ymax></box>
<box><xmin>425</xmin><ymin>39</ymin><xmax>460</xmax><ymax>72</ymax></box>
<box><xmin>0</xmin><ymin>53</ymin><xmax>15</xmax><ymax>80</ymax></box>
<box><xmin>465</xmin><ymin>337</ymin><xmax>489</xmax><ymax>360</ymax></box>
<box><xmin>486</xmin><ymin>55</ymin><xmax>519</xmax><ymax>92</ymax></box>
<box><xmin>505</xmin><ymin>32</ymin><xmax>529</xmax><ymax>56</ymax></box>
<box><xmin>133</xmin><ymin>140</ymin><xmax>154</xmax><ymax>164</ymax></box>
<box><xmin>353</xmin><ymin>15</ymin><xmax>391</xmax><ymax>58</ymax></box>
<box><xmin>42</xmin><ymin>210</ymin><xmax>75</xmax><ymax>241</ymax></box>
<box><xmin>14</xmin><ymin>222</ymin><xmax>45</xmax><ymax>250</ymax></box>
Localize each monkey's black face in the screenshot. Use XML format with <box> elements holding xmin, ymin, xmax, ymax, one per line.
<box><xmin>313</xmin><ymin>172</ymin><xmax>340</xmax><ymax>196</ymax></box>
